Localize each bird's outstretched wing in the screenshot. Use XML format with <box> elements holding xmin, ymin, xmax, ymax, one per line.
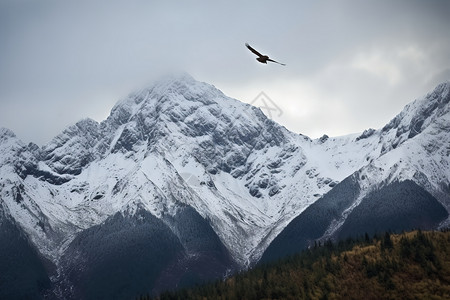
<box><xmin>267</xmin><ymin>58</ymin><xmax>286</xmax><ymax>66</ymax></box>
<box><xmin>245</xmin><ymin>43</ymin><xmax>263</xmax><ymax>57</ymax></box>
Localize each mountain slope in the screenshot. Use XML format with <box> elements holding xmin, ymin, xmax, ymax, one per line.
<box><xmin>337</xmin><ymin>180</ymin><xmax>448</xmax><ymax>239</ymax></box>
<box><xmin>156</xmin><ymin>230</ymin><xmax>450</xmax><ymax>300</ymax></box>
<box><xmin>53</xmin><ymin>207</ymin><xmax>235</xmax><ymax>300</ymax></box>
<box><xmin>0</xmin><ymin>209</ymin><xmax>53</xmax><ymax>300</ymax></box>
<box><xmin>261</xmin><ymin>179</ymin><xmax>448</xmax><ymax>263</ymax></box>
<box><xmin>260</xmin><ymin>175</ymin><xmax>361</xmax><ymax>263</ymax></box>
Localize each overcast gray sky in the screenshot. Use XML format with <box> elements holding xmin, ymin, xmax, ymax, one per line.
<box><xmin>1</xmin><ymin>0</ymin><xmax>450</xmax><ymax>145</ymax></box>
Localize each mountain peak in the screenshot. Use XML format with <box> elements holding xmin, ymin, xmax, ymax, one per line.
<box><xmin>106</xmin><ymin>73</ymin><xmax>225</xmax><ymax>129</ymax></box>
<box><xmin>421</xmin><ymin>80</ymin><xmax>450</xmax><ymax>111</ymax></box>
<box><xmin>381</xmin><ymin>81</ymin><xmax>450</xmax><ymax>140</ymax></box>
<box><xmin>153</xmin><ymin>71</ymin><xmax>196</xmax><ymax>86</ymax></box>
<box><xmin>0</xmin><ymin>127</ymin><xmax>16</xmax><ymax>141</ymax></box>
<box><xmin>75</xmin><ymin>117</ymin><xmax>99</xmax><ymax>128</ymax></box>
<box><xmin>103</xmin><ymin>73</ymin><xmax>288</xmax><ymax>164</ymax></box>
<box><xmin>432</xmin><ymin>80</ymin><xmax>450</xmax><ymax>98</ymax></box>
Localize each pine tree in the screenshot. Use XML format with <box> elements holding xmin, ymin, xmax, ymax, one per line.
<box><xmin>381</xmin><ymin>232</ymin><xmax>393</xmax><ymax>251</ymax></box>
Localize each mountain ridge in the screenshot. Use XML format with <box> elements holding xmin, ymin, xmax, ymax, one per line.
<box><xmin>0</xmin><ymin>74</ymin><xmax>449</xmax><ymax>298</ymax></box>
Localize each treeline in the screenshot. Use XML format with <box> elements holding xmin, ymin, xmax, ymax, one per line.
<box><xmin>142</xmin><ymin>229</ymin><xmax>450</xmax><ymax>300</ymax></box>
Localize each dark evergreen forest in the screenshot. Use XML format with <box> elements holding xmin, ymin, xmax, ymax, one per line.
<box><xmin>145</xmin><ymin>229</ymin><xmax>450</xmax><ymax>300</ymax></box>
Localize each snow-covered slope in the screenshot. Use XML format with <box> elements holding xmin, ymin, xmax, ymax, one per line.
<box><xmin>1</xmin><ymin>75</ymin><xmax>449</xmax><ymax>297</ymax></box>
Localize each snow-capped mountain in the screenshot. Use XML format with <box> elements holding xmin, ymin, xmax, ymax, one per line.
<box><xmin>0</xmin><ymin>74</ymin><xmax>449</xmax><ymax>299</ymax></box>
<box><xmin>261</xmin><ymin>81</ymin><xmax>450</xmax><ymax>262</ymax></box>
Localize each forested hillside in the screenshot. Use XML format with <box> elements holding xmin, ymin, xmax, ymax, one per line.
<box><xmin>146</xmin><ymin>230</ymin><xmax>450</xmax><ymax>300</ymax></box>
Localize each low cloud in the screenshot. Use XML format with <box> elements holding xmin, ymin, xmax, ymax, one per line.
<box><xmin>1</xmin><ymin>0</ymin><xmax>449</xmax><ymax>144</ymax></box>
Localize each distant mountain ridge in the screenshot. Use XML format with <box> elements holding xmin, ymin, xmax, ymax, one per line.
<box><xmin>0</xmin><ymin>74</ymin><xmax>449</xmax><ymax>298</ymax></box>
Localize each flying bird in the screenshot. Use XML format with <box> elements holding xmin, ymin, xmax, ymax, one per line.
<box><xmin>245</xmin><ymin>43</ymin><xmax>286</xmax><ymax>66</ymax></box>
